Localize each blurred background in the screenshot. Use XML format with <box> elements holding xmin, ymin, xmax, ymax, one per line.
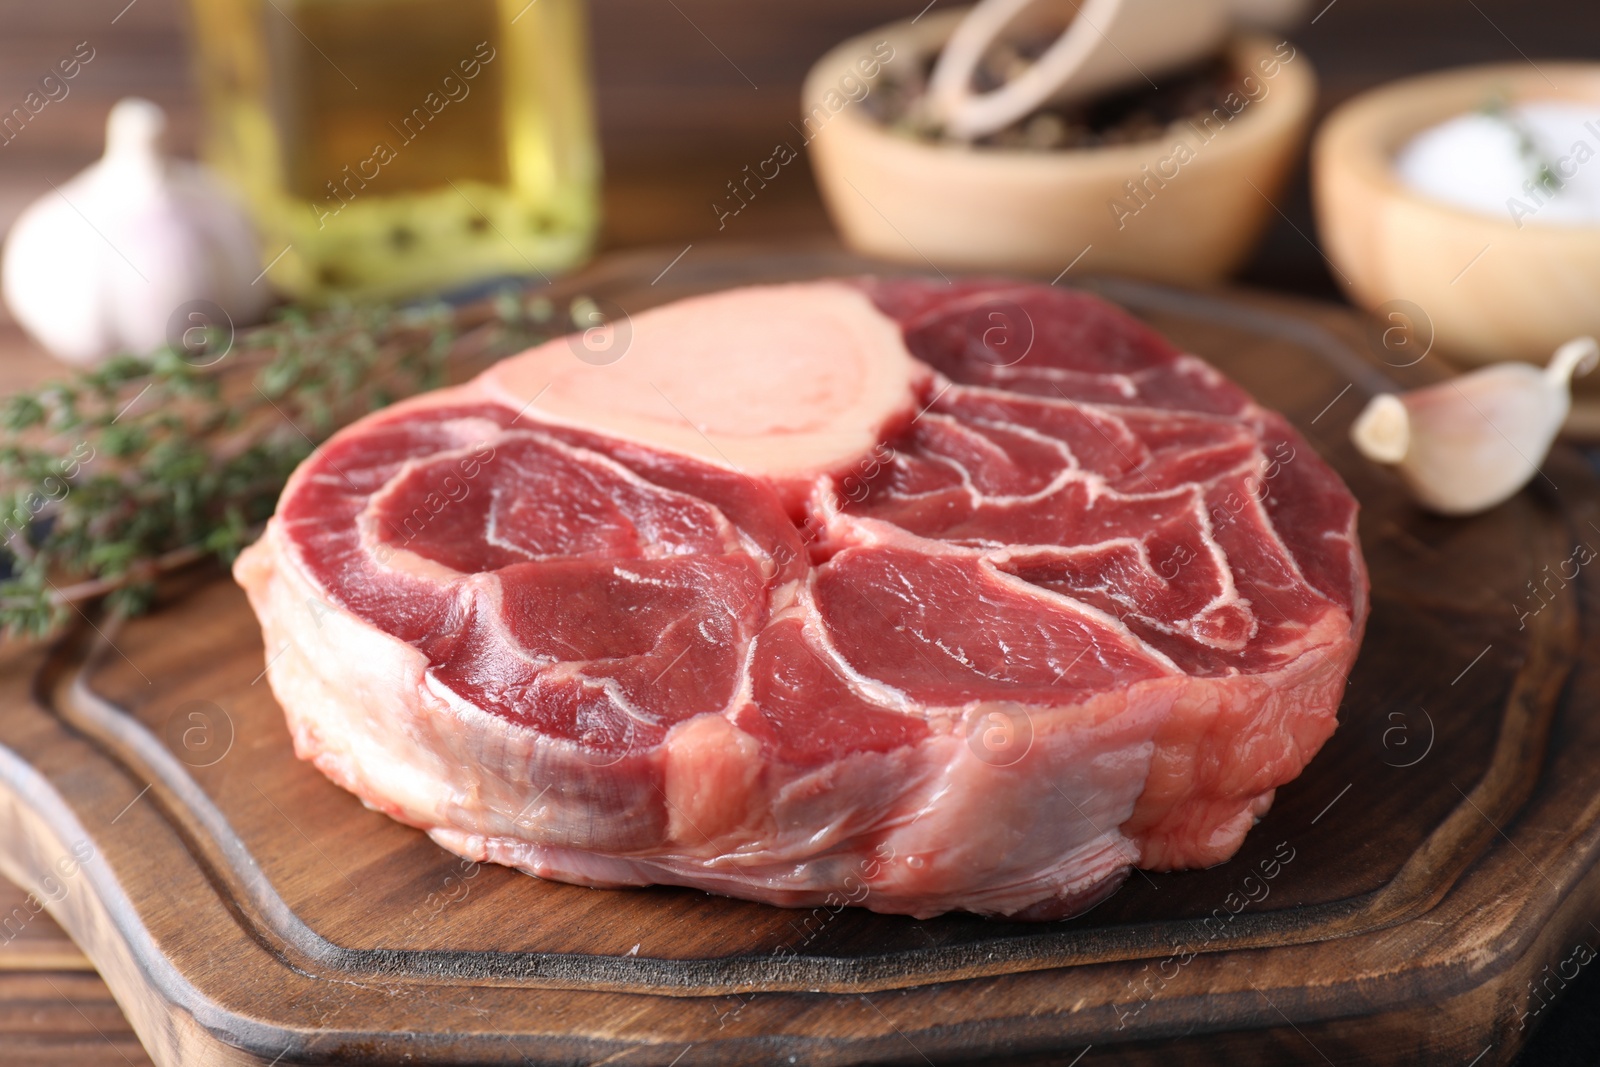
<box><xmin>3</xmin><ymin>0</ymin><xmax>1599</xmax><ymax>311</ymax></box>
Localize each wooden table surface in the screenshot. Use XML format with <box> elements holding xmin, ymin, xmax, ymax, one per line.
<box><xmin>0</xmin><ymin>1</ymin><xmax>1598</xmax><ymax>1063</ymax></box>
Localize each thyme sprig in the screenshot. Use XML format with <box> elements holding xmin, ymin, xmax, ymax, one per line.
<box><xmin>0</xmin><ymin>289</ymin><xmax>572</xmax><ymax>638</ymax></box>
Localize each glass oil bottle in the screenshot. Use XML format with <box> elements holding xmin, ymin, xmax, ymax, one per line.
<box><xmin>187</xmin><ymin>0</ymin><xmax>599</xmax><ymax>302</ymax></box>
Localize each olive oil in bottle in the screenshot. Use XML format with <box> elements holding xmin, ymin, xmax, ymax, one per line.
<box><xmin>187</xmin><ymin>0</ymin><xmax>599</xmax><ymax>302</ymax></box>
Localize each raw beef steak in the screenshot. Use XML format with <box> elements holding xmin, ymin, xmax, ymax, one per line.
<box><xmin>235</xmin><ymin>278</ymin><xmax>1367</xmax><ymax>920</ymax></box>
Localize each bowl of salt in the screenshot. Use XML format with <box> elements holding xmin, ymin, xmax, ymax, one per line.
<box><xmin>1314</xmin><ymin>63</ymin><xmax>1600</xmax><ymax>370</ymax></box>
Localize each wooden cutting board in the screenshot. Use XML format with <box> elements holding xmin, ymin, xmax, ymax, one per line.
<box><xmin>3</xmin><ymin>245</ymin><xmax>1599</xmax><ymax>1067</ymax></box>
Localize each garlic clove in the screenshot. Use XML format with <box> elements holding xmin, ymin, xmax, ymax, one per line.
<box><xmin>1349</xmin><ymin>393</ymin><xmax>1408</xmax><ymax>464</ymax></box>
<box><xmin>1</xmin><ymin>97</ymin><xmax>270</xmax><ymax>367</ymax></box>
<box><xmin>1350</xmin><ymin>337</ymin><xmax>1598</xmax><ymax>516</ymax></box>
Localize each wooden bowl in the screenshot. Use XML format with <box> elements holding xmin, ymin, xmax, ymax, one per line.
<box><xmin>803</xmin><ymin>10</ymin><xmax>1316</xmax><ymax>285</ymax></box>
<box><xmin>1314</xmin><ymin>63</ymin><xmax>1600</xmax><ymax>368</ymax></box>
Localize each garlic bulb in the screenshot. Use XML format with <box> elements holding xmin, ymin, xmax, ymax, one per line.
<box><xmin>1351</xmin><ymin>337</ymin><xmax>1598</xmax><ymax>516</ymax></box>
<box><xmin>1</xmin><ymin>98</ymin><xmax>269</xmax><ymax>366</ymax></box>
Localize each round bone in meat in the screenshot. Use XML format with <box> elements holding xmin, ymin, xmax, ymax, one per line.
<box><xmin>477</xmin><ymin>282</ymin><xmax>927</xmax><ymax>507</ymax></box>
